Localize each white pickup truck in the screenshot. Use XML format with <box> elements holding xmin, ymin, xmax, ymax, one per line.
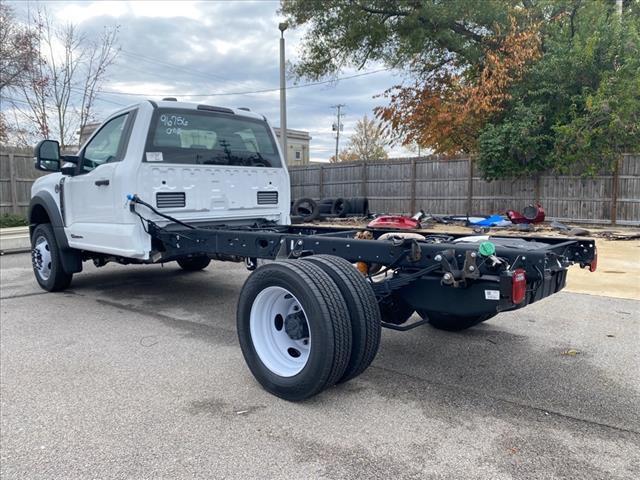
<box><xmin>30</xmin><ymin>100</ymin><xmax>597</xmax><ymax>401</ymax></box>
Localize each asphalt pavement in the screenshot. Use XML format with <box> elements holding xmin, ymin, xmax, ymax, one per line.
<box><xmin>1</xmin><ymin>253</ymin><xmax>639</xmax><ymax>479</ymax></box>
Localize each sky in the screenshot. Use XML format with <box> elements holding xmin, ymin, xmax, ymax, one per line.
<box><xmin>5</xmin><ymin>0</ymin><xmax>414</xmax><ymax>162</ymax></box>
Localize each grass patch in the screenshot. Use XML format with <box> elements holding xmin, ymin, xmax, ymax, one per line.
<box><xmin>0</xmin><ymin>214</ymin><xmax>29</xmax><ymax>228</ymax></box>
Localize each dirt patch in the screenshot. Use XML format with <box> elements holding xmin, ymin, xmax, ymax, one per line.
<box><xmin>564</xmin><ymin>239</ymin><xmax>640</xmax><ymax>300</ymax></box>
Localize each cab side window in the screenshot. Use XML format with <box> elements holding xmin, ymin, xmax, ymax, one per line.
<box><xmin>82</xmin><ymin>113</ymin><xmax>129</xmax><ymax>173</ymax></box>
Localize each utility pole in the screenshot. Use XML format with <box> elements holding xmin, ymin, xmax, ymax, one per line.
<box><xmin>331</xmin><ymin>104</ymin><xmax>345</xmax><ymax>161</ymax></box>
<box><xmin>278</xmin><ymin>22</ymin><xmax>288</xmax><ymax>160</ymax></box>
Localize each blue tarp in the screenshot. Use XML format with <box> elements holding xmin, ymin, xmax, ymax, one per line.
<box><xmin>471</xmin><ymin>215</ymin><xmax>511</xmax><ymax>227</ymax></box>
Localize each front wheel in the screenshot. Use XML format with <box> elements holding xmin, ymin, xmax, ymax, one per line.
<box><xmin>177</xmin><ymin>256</ymin><xmax>211</xmax><ymax>271</ymax></box>
<box><xmin>417</xmin><ymin>310</ymin><xmax>497</xmax><ymax>331</ymax></box>
<box><xmin>31</xmin><ymin>223</ymin><xmax>72</xmax><ymax>292</ymax></box>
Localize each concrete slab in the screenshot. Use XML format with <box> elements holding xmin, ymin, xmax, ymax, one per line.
<box><xmin>1</xmin><ymin>254</ymin><xmax>639</xmax><ymax>479</ymax></box>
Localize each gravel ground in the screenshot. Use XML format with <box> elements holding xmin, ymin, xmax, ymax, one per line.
<box><xmin>1</xmin><ymin>253</ymin><xmax>639</xmax><ymax>479</ymax></box>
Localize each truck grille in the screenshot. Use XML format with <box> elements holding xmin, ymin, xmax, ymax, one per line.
<box><xmin>257</xmin><ymin>191</ymin><xmax>278</xmax><ymax>205</ymax></box>
<box><xmin>156</xmin><ymin>192</ymin><xmax>186</xmax><ymax>209</ymax></box>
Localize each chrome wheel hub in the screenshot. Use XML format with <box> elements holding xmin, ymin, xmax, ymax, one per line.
<box><xmin>32</xmin><ymin>235</ymin><xmax>52</xmax><ymax>281</ymax></box>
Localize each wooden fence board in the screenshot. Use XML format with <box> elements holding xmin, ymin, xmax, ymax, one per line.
<box><xmin>2</xmin><ymin>148</ymin><xmax>638</xmax><ymax>225</ymax></box>
<box><xmin>289</xmin><ymin>154</ymin><xmax>640</xmax><ymax>225</ymax></box>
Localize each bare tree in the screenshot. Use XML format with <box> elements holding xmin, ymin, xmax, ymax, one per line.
<box><xmin>78</xmin><ymin>26</ymin><xmax>119</xmax><ymax>134</ymax></box>
<box><xmin>0</xmin><ymin>4</ymin><xmax>39</xmax><ymax>142</ymax></box>
<box><xmin>8</xmin><ymin>6</ymin><xmax>119</xmax><ymax>148</ymax></box>
<box><xmin>345</xmin><ymin>115</ymin><xmax>389</xmax><ymax>162</ymax></box>
<box><xmin>0</xmin><ymin>4</ymin><xmax>38</xmax><ymax>92</ymax></box>
<box><xmin>329</xmin><ymin>150</ymin><xmax>359</xmax><ymax>163</ymax></box>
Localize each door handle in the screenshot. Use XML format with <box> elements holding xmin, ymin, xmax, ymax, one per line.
<box><xmin>94</xmin><ymin>179</ymin><xmax>110</xmax><ymax>186</ymax></box>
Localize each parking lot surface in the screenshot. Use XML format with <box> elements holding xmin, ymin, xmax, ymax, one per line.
<box><xmin>1</xmin><ymin>253</ymin><xmax>639</xmax><ymax>479</ymax></box>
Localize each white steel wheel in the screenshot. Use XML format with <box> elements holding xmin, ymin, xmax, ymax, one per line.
<box><xmin>249</xmin><ymin>286</ymin><xmax>311</xmax><ymax>377</ymax></box>
<box><xmin>30</xmin><ymin>223</ymin><xmax>73</xmax><ymax>292</ymax></box>
<box><xmin>32</xmin><ymin>235</ymin><xmax>52</xmax><ymax>281</ymax></box>
<box><xmin>237</xmin><ymin>261</ymin><xmax>352</xmax><ymax>401</ymax></box>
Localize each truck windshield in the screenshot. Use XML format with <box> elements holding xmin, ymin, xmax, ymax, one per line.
<box><xmin>144</xmin><ymin>109</ymin><xmax>281</xmax><ymax>167</ymax></box>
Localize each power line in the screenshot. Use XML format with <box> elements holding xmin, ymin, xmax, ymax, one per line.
<box><xmin>99</xmin><ymin>68</ymin><xmax>392</xmax><ymax>98</ymax></box>
<box><xmin>2</xmin><ymin>91</ymin><xmax>128</xmax><ymax>109</ymax></box>
<box><xmin>1</xmin><ymin>96</ymin><xmax>31</xmax><ymax>106</ymax></box>
<box><xmin>119</xmin><ymin>49</ymin><xmax>230</xmax><ymax>82</ymax></box>
<box><xmin>67</xmin><ymin>87</ymin><xmax>129</xmax><ymax>107</ymax></box>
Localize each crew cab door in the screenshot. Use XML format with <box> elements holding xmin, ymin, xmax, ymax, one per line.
<box><xmin>64</xmin><ymin>112</ymin><xmax>134</xmax><ymax>253</ymax></box>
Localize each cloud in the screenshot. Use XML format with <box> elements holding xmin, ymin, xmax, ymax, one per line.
<box><xmin>4</xmin><ymin>0</ymin><xmax>413</xmax><ymax>161</ymax></box>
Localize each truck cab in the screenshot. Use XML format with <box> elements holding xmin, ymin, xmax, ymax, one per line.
<box><xmin>30</xmin><ymin>100</ymin><xmax>291</xmax><ymax>264</ymax></box>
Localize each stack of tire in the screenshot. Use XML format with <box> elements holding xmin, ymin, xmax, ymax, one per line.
<box><xmin>291</xmin><ymin>197</ymin><xmax>369</xmax><ymax>223</ymax></box>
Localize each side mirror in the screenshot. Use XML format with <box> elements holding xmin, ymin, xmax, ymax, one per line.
<box><xmin>60</xmin><ymin>162</ymin><xmax>77</xmax><ymax>176</ymax></box>
<box><xmin>34</xmin><ymin>140</ymin><xmax>61</xmax><ymax>172</ymax></box>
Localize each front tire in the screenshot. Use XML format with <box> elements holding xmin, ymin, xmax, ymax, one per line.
<box><xmin>237</xmin><ymin>261</ymin><xmax>352</xmax><ymax>401</ymax></box>
<box><xmin>177</xmin><ymin>256</ymin><xmax>211</xmax><ymax>271</ymax></box>
<box><xmin>31</xmin><ymin>223</ymin><xmax>72</xmax><ymax>292</ymax></box>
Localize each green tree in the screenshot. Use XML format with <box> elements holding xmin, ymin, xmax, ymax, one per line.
<box><xmin>478</xmin><ymin>2</ymin><xmax>640</xmax><ymax>178</ymax></box>
<box><xmin>282</xmin><ymin>0</ymin><xmax>640</xmax><ymax>178</ymax></box>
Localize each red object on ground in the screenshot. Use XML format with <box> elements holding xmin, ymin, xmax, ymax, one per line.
<box><xmin>367</xmin><ymin>215</ymin><xmax>420</xmax><ymax>230</ymax></box>
<box><xmin>506</xmin><ymin>204</ymin><xmax>546</xmax><ymax>224</ymax></box>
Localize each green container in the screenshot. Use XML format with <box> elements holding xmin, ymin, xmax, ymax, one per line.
<box><xmin>479</xmin><ymin>241</ymin><xmax>496</xmax><ymax>257</ymax></box>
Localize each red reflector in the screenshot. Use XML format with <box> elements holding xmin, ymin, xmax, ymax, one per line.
<box><xmin>512</xmin><ymin>268</ymin><xmax>527</xmax><ymax>304</ymax></box>
<box><xmin>589</xmin><ymin>246</ymin><xmax>598</xmax><ymax>272</ymax></box>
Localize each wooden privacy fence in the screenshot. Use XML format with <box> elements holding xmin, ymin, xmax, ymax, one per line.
<box><xmin>2</xmin><ymin>148</ymin><xmax>639</xmax><ymax>225</ymax></box>
<box><xmin>290</xmin><ymin>154</ymin><xmax>640</xmax><ymax>226</ymax></box>
<box><xmin>1</xmin><ymin>149</ymin><xmax>47</xmax><ymax>217</ymax></box>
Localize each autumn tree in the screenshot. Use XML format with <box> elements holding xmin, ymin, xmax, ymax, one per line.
<box><xmin>282</xmin><ymin>0</ymin><xmax>640</xmax><ymax>177</ymax></box>
<box><xmin>375</xmin><ymin>20</ymin><xmax>541</xmax><ymax>155</ymax></box>
<box><xmin>329</xmin><ymin>150</ymin><xmax>359</xmax><ymax>163</ymax></box>
<box><xmin>478</xmin><ymin>3</ymin><xmax>640</xmax><ymax>177</ymax></box>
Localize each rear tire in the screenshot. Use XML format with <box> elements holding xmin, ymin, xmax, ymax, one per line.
<box><xmin>177</xmin><ymin>256</ymin><xmax>211</xmax><ymax>271</ymax></box>
<box><xmin>417</xmin><ymin>310</ymin><xmax>497</xmax><ymax>331</ymax></box>
<box><xmin>31</xmin><ymin>223</ymin><xmax>72</xmax><ymax>292</ymax></box>
<box><xmin>302</xmin><ymin>255</ymin><xmax>381</xmax><ymax>383</ymax></box>
<box><xmin>237</xmin><ymin>261</ymin><xmax>352</xmax><ymax>401</ymax></box>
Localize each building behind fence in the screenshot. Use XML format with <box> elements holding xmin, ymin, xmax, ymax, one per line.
<box><xmin>1</xmin><ymin>147</ymin><xmax>638</xmax><ymax>225</ymax></box>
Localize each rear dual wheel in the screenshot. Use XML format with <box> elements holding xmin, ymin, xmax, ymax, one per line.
<box><xmin>302</xmin><ymin>255</ymin><xmax>381</xmax><ymax>383</ymax></box>
<box><xmin>237</xmin><ymin>257</ymin><xmax>381</xmax><ymax>401</ymax></box>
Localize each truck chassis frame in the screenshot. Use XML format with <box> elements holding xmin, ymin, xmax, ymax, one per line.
<box><xmin>133</xmin><ymin>195</ymin><xmax>595</xmax><ymax>330</ymax></box>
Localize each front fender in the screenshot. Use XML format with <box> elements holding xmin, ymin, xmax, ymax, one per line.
<box><xmin>29</xmin><ymin>191</ymin><xmax>82</xmax><ymax>274</ymax></box>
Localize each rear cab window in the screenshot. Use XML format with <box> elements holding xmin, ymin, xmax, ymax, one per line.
<box><xmin>144</xmin><ymin>108</ymin><xmax>281</xmax><ymax>168</ymax></box>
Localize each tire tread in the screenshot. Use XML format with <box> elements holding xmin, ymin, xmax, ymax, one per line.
<box><xmin>303</xmin><ymin>255</ymin><xmax>381</xmax><ymax>382</ymax></box>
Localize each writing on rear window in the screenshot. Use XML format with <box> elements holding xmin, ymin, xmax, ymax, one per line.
<box><xmin>145</xmin><ymin>108</ymin><xmax>281</xmax><ymax>168</ymax></box>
